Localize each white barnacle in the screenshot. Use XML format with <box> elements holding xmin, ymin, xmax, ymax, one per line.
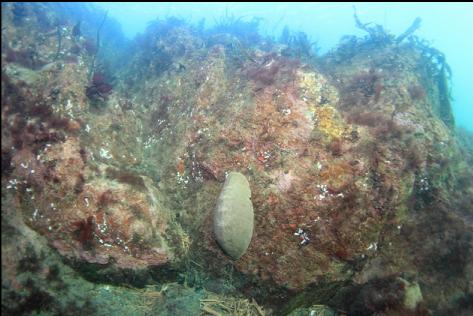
<box><xmin>85</xmin><ymin>124</ymin><xmax>91</xmax><ymax>133</ymax></box>
<box><xmin>367</xmin><ymin>242</ymin><xmax>378</xmax><ymax>251</ymax></box>
<box><xmin>264</xmin><ymin>59</ymin><xmax>275</xmax><ymax>68</ymax></box>
<box><xmin>84</xmin><ymin>197</ymin><xmax>90</xmax><ymax>207</ymax></box>
<box><xmin>99</xmin><ymin>148</ymin><xmax>113</xmax><ymax>159</ymax></box>
<box><xmin>294</xmin><ymin>228</ymin><xmax>303</xmax><ymax>236</ymax></box>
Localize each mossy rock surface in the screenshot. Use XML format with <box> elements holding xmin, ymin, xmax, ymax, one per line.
<box><xmin>213</xmin><ymin>172</ymin><xmax>254</xmax><ymax>260</ymax></box>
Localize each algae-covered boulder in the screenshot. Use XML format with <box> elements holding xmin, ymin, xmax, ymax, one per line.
<box><xmin>402</xmin><ymin>279</ymin><xmax>423</xmax><ymax>310</ymax></box>
<box><xmin>213</xmin><ymin>172</ymin><xmax>254</xmax><ymax>260</ymax></box>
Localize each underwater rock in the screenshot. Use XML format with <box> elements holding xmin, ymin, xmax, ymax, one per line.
<box><xmin>2</xmin><ymin>3</ymin><xmax>473</xmax><ymax>314</ymax></box>
<box><xmin>9</xmin><ymin>136</ymin><xmax>186</xmax><ymax>272</ymax></box>
<box><xmin>402</xmin><ymin>278</ymin><xmax>424</xmax><ymax>310</ymax></box>
<box><xmin>213</xmin><ymin>172</ymin><xmax>254</xmax><ymax>260</ymax></box>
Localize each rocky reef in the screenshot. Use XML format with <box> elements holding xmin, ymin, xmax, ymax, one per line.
<box><xmin>2</xmin><ymin>3</ymin><xmax>473</xmax><ymax>315</ymax></box>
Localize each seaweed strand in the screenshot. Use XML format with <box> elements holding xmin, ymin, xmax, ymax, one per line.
<box><xmin>89</xmin><ymin>11</ymin><xmax>108</xmax><ymax>81</ymax></box>
<box><xmin>396</xmin><ymin>17</ymin><xmax>422</xmax><ymax>43</ymax></box>
<box><xmin>53</xmin><ymin>24</ymin><xmax>62</xmax><ymax>61</ymax></box>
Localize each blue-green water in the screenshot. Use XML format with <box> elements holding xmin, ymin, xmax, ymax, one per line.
<box><xmin>96</xmin><ymin>2</ymin><xmax>473</xmax><ymax>132</ymax></box>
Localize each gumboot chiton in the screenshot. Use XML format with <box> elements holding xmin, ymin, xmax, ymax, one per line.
<box><xmin>213</xmin><ymin>172</ymin><xmax>254</xmax><ymax>260</ymax></box>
